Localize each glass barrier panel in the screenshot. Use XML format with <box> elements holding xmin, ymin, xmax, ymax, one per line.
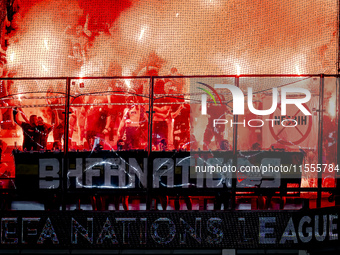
<box><xmin>321</xmin><ymin>77</ymin><xmax>338</xmax><ymax>206</ymax></box>
<box><xmin>152</xmin><ymin>77</ymin><xmax>189</xmax><ymax>151</ymax></box>
<box><xmin>1</xmin><ymin>79</ymin><xmax>66</xmax><ymax>195</ymax></box>
<box><xmin>66</xmin><ymin>78</ymin><xmax>150</xmax><ymax>195</ymax></box>
<box><xmin>68</xmin><ymin>77</ymin><xmax>150</xmax><ymax>151</ymax></box>
<box><xmin>237</xmin><ymin>77</ymin><xmax>321</xmax><ymax>199</ymax></box>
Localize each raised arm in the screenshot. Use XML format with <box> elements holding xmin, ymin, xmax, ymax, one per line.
<box><xmin>20</xmin><ymin>108</ymin><xmax>29</xmax><ymax>123</ymax></box>
<box><xmin>171</xmin><ymin>104</ymin><xmax>184</xmax><ymax>119</ymax></box>
<box><xmin>64</xmin><ymin>25</ymin><xmax>72</xmax><ymax>36</ymax></box>
<box><xmin>44</xmin><ymin>122</ymin><xmax>54</xmax><ymax>133</ymax></box>
<box><xmin>102</xmin><ymin>114</ymin><xmax>111</xmax><ymax>134</ymax></box>
<box><xmin>107</xmin><ymin>94</ymin><xmax>112</xmax><ymax>110</ymax></box>
<box><xmin>13</xmin><ymin>107</ymin><xmax>22</xmax><ymax>126</ymax></box>
<box><xmin>83</xmin><ymin>14</ymin><xmax>92</xmax><ymax>38</ymax></box>
<box><xmin>117</xmin><ymin>109</ymin><xmax>128</xmax><ymax>138</ymax></box>
<box><xmin>153</xmin><ymin>105</ymin><xmax>168</xmax><ymax>113</ymax></box>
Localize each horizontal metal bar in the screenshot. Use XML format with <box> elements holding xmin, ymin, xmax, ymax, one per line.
<box><xmin>0</xmin><ymin>74</ymin><xmax>337</xmax><ymax>81</ymax></box>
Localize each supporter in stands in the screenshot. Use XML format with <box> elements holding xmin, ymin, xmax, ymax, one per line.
<box><xmin>163</xmin><ymin>78</ymin><xmax>186</xmax><ymax>150</ymax></box>
<box><xmin>36</xmin><ymin>116</ymin><xmax>53</xmax><ymax>150</ymax></box>
<box><xmin>152</xmin><ymin>79</ymin><xmax>186</xmax><ymax>151</ymax></box>
<box><xmin>69</xmin><ymin>87</ymin><xmax>87</xmax><ymax>146</ymax></box>
<box><xmin>13</xmin><ymin>107</ymin><xmax>40</xmax><ymax>151</ymax></box>
<box><xmin>203</xmin><ymin>95</ymin><xmax>231</xmax><ymax>150</ymax></box>
<box><xmin>220</xmin><ymin>139</ymin><xmax>231</xmax><ymax>151</ymax></box>
<box><xmin>108</xmin><ymin>82</ymin><xmax>126</xmax><ymax>141</ymax></box>
<box><xmin>116</xmin><ymin>139</ymin><xmax>125</xmax><ymax>150</ymax></box>
<box><xmin>52</xmin><ymin>141</ymin><xmax>62</xmax><ymax>151</ymax></box>
<box><xmin>64</xmin><ymin>14</ymin><xmax>92</xmax><ymax>65</ymax></box>
<box><xmin>46</xmin><ymin>89</ymin><xmax>65</xmax><ymax>144</ymax></box>
<box><xmin>85</xmin><ymin>96</ymin><xmax>111</xmax><ymax>150</ymax></box>
<box><xmin>173</xmin><ymin>103</ymin><xmax>190</xmax><ymax>150</ymax></box>
<box><xmin>152</xmin><ymin>79</ymin><xmax>174</xmax><ymax>150</ymax></box>
<box><xmin>107</xmin><ymin>63</ymin><xmax>127</xmax><ymax>143</ymax></box>
<box><xmin>47</xmin><ymin>87</ymin><xmax>80</xmax><ymax>148</ymax></box>
<box><xmin>251</xmin><ymin>142</ymin><xmax>261</xmax><ymax>151</ymax></box>
<box><xmin>117</xmin><ymin>96</ymin><xmax>148</xmax><ymax>150</ymax></box>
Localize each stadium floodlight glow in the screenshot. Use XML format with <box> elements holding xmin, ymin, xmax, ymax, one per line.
<box><xmin>10</xmin><ymin>53</ymin><xmax>15</xmax><ymax>62</ymax></box>
<box><xmin>296</xmin><ymin>65</ymin><xmax>301</xmax><ymax>75</ymax></box>
<box><xmin>79</xmin><ymin>70</ymin><xmax>85</xmax><ymax>78</ymax></box>
<box><xmin>44</xmin><ymin>39</ymin><xmax>49</xmax><ymax>50</ymax></box>
<box><xmin>139</xmin><ymin>27</ymin><xmax>146</xmax><ymax>41</ymax></box>
<box><xmin>236</xmin><ymin>64</ymin><xmax>241</xmax><ymax>76</ymax></box>
<box><xmin>79</xmin><ymin>69</ymin><xmax>85</xmax><ymax>84</ymax></box>
<box><xmin>125</xmin><ymin>80</ymin><xmax>131</xmax><ymax>88</ymax></box>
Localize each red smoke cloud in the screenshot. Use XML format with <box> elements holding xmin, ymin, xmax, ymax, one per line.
<box><xmin>78</xmin><ymin>0</ymin><xmax>132</xmax><ymax>28</ymax></box>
